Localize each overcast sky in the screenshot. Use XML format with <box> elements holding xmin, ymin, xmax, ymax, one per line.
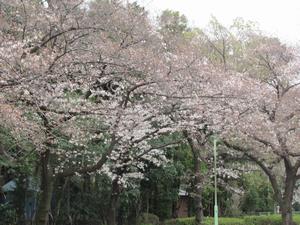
<box><xmin>135</xmin><ymin>0</ymin><xmax>300</xmax><ymax>44</ymax></box>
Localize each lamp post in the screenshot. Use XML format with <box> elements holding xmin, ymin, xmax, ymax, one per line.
<box><xmin>214</xmin><ymin>138</ymin><xmax>218</xmax><ymax>225</ymax></box>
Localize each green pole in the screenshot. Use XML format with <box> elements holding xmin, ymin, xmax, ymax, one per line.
<box><xmin>214</xmin><ymin>138</ymin><xmax>218</xmax><ymax>225</ymax></box>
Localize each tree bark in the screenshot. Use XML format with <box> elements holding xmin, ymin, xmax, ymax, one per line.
<box><xmin>0</xmin><ymin>173</ymin><xmax>4</xmax><ymax>203</ymax></box>
<box><xmin>281</xmin><ymin>169</ymin><xmax>296</xmax><ymax>225</ymax></box>
<box><xmin>194</xmin><ymin>159</ymin><xmax>204</xmax><ymax>225</ymax></box>
<box><xmin>15</xmin><ymin>175</ymin><xmax>26</xmax><ymax>225</ymax></box>
<box><xmin>107</xmin><ymin>178</ymin><xmax>121</xmax><ymax>225</ymax></box>
<box><xmin>53</xmin><ymin>178</ymin><xmax>69</xmax><ymax>225</ymax></box>
<box><xmin>282</xmin><ymin>205</ymin><xmax>293</xmax><ymax>225</ymax></box>
<box><xmin>184</xmin><ymin>131</ymin><xmax>204</xmax><ymax>225</ymax></box>
<box><xmin>35</xmin><ymin>150</ymin><xmax>54</xmax><ymax>225</ymax></box>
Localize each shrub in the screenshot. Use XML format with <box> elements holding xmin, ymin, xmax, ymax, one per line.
<box><xmin>164</xmin><ymin>217</ymin><xmax>244</xmax><ymax>225</ymax></box>
<box><xmin>203</xmin><ymin>217</ymin><xmax>244</xmax><ymax>225</ymax></box>
<box><xmin>244</xmin><ymin>215</ymin><xmax>298</xmax><ymax>225</ymax></box>
<box><xmin>164</xmin><ymin>217</ymin><xmax>194</xmax><ymax>225</ymax></box>
<box><xmin>244</xmin><ymin>215</ymin><xmax>281</xmax><ymax>225</ymax></box>
<box><xmin>138</xmin><ymin>213</ymin><xmax>160</xmax><ymax>225</ymax></box>
<box><xmin>163</xmin><ymin>215</ymin><xmax>300</xmax><ymax>225</ymax></box>
<box><xmin>0</xmin><ymin>203</ymin><xmax>16</xmax><ymax>225</ymax></box>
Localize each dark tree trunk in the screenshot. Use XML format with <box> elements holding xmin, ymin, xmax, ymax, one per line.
<box><xmin>35</xmin><ymin>150</ymin><xmax>54</xmax><ymax>225</ymax></box>
<box><xmin>15</xmin><ymin>174</ymin><xmax>26</xmax><ymax>225</ymax></box>
<box><xmin>282</xmin><ymin>207</ymin><xmax>293</xmax><ymax>225</ymax></box>
<box><xmin>281</xmin><ymin>170</ymin><xmax>296</xmax><ymax>225</ymax></box>
<box><xmin>172</xmin><ymin>201</ymin><xmax>178</xmax><ymax>218</ymax></box>
<box><xmin>0</xmin><ymin>173</ymin><xmax>3</xmax><ymax>187</ymax></box>
<box><xmin>53</xmin><ymin>178</ymin><xmax>69</xmax><ymax>225</ymax></box>
<box><xmin>183</xmin><ymin>131</ymin><xmax>204</xmax><ymax>225</ymax></box>
<box><xmin>194</xmin><ymin>153</ymin><xmax>204</xmax><ymax>225</ymax></box>
<box><xmin>107</xmin><ymin>178</ymin><xmax>121</xmax><ymax>225</ymax></box>
<box><xmin>145</xmin><ymin>191</ymin><xmax>149</xmax><ymax>215</ymax></box>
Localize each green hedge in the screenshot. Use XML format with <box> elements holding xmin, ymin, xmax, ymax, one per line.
<box><xmin>164</xmin><ymin>217</ymin><xmax>194</xmax><ymax>225</ymax></box>
<box><xmin>244</xmin><ymin>215</ymin><xmax>281</xmax><ymax>225</ymax></box>
<box><xmin>164</xmin><ymin>217</ymin><xmax>244</xmax><ymax>225</ymax></box>
<box><xmin>163</xmin><ymin>215</ymin><xmax>300</xmax><ymax>225</ymax></box>
<box><xmin>244</xmin><ymin>215</ymin><xmax>299</xmax><ymax>225</ymax></box>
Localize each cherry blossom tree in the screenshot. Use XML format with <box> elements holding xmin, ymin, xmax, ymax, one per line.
<box><xmin>156</xmin><ymin>10</ymin><xmax>256</xmax><ymax>224</ymax></box>
<box><xmin>0</xmin><ymin>1</ymin><xmax>179</xmax><ymax>224</ymax></box>
<box><xmin>224</xmin><ymin>36</ymin><xmax>300</xmax><ymax>225</ymax></box>
<box><xmin>3</xmin><ymin>1</ymin><xmax>296</xmax><ymax>225</ymax></box>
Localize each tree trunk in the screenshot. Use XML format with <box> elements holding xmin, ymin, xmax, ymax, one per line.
<box><xmin>15</xmin><ymin>174</ymin><xmax>26</xmax><ymax>225</ymax></box>
<box><xmin>146</xmin><ymin>191</ymin><xmax>149</xmax><ymax>215</ymax></box>
<box><xmin>194</xmin><ymin>154</ymin><xmax>204</xmax><ymax>225</ymax></box>
<box><xmin>35</xmin><ymin>150</ymin><xmax>54</xmax><ymax>225</ymax></box>
<box><xmin>281</xmin><ymin>191</ymin><xmax>294</xmax><ymax>225</ymax></box>
<box><xmin>107</xmin><ymin>178</ymin><xmax>121</xmax><ymax>225</ymax></box>
<box><xmin>35</xmin><ymin>180</ymin><xmax>54</xmax><ymax>225</ymax></box>
<box><xmin>183</xmin><ymin>131</ymin><xmax>204</xmax><ymax>225</ymax></box>
<box><xmin>0</xmin><ymin>174</ymin><xmax>4</xmax><ymax>202</ymax></box>
<box><xmin>281</xmin><ymin>171</ymin><xmax>296</xmax><ymax>225</ymax></box>
<box><xmin>53</xmin><ymin>178</ymin><xmax>69</xmax><ymax>225</ymax></box>
<box><xmin>282</xmin><ymin>208</ymin><xmax>293</xmax><ymax>225</ymax></box>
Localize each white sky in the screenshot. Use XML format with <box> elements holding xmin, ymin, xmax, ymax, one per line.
<box><xmin>135</xmin><ymin>0</ymin><xmax>300</xmax><ymax>44</ymax></box>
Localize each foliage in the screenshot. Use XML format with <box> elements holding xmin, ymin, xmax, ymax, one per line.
<box><xmin>164</xmin><ymin>217</ymin><xmax>244</xmax><ymax>225</ymax></box>
<box><xmin>159</xmin><ymin>10</ymin><xmax>190</xmax><ymax>34</ymax></box>
<box><xmin>244</xmin><ymin>215</ymin><xmax>300</xmax><ymax>225</ymax></box>
<box><xmin>140</xmin><ymin>162</ymin><xmax>183</xmax><ymax>220</ymax></box>
<box><xmin>240</xmin><ymin>172</ymin><xmax>275</xmax><ymax>213</ymax></box>
<box><xmin>202</xmin><ymin>185</ymin><xmax>233</xmax><ymax>217</ymax></box>
<box><xmin>0</xmin><ymin>203</ymin><xmax>16</xmax><ymax>225</ymax></box>
<box><xmin>164</xmin><ymin>215</ymin><xmax>300</xmax><ymax>225</ymax></box>
<box><xmin>138</xmin><ymin>213</ymin><xmax>160</xmax><ymax>225</ymax></box>
<box><xmin>53</xmin><ymin>174</ymin><xmax>111</xmax><ymax>225</ymax></box>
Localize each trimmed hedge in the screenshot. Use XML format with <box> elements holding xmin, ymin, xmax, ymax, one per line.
<box><xmin>203</xmin><ymin>218</ymin><xmax>244</xmax><ymax>225</ymax></box>
<box><xmin>244</xmin><ymin>215</ymin><xmax>281</xmax><ymax>225</ymax></box>
<box><xmin>164</xmin><ymin>217</ymin><xmax>244</xmax><ymax>225</ymax></box>
<box><xmin>164</xmin><ymin>217</ymin><xmax>194</xmax><ymax>225</ymax></box>
<box><xmin>244</xmin><ymin>215</ymin><xmax>299</xmax><ymax>225</ymax></box>
<box><xmin>163</xmin><ymin>215</ymin><xmax>300</xmax><ymax>225</ymax></box>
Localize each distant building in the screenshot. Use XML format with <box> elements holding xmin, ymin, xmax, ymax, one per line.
<box><xmin>175</xmin><ymin>189</ymin><xmax>190</xmax><ymax>218</ymax></box>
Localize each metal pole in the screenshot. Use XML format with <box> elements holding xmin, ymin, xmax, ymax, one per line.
<box><xmin>214</xmin><ymin>138</ymin><xmax>218</xmax><ymax>225</ymax></box>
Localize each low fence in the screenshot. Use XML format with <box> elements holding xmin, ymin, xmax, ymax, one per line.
<box><xmin>245</xmin><ymin>211</ymin><xmax>300</xmax><ymax>216</ymax></box>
